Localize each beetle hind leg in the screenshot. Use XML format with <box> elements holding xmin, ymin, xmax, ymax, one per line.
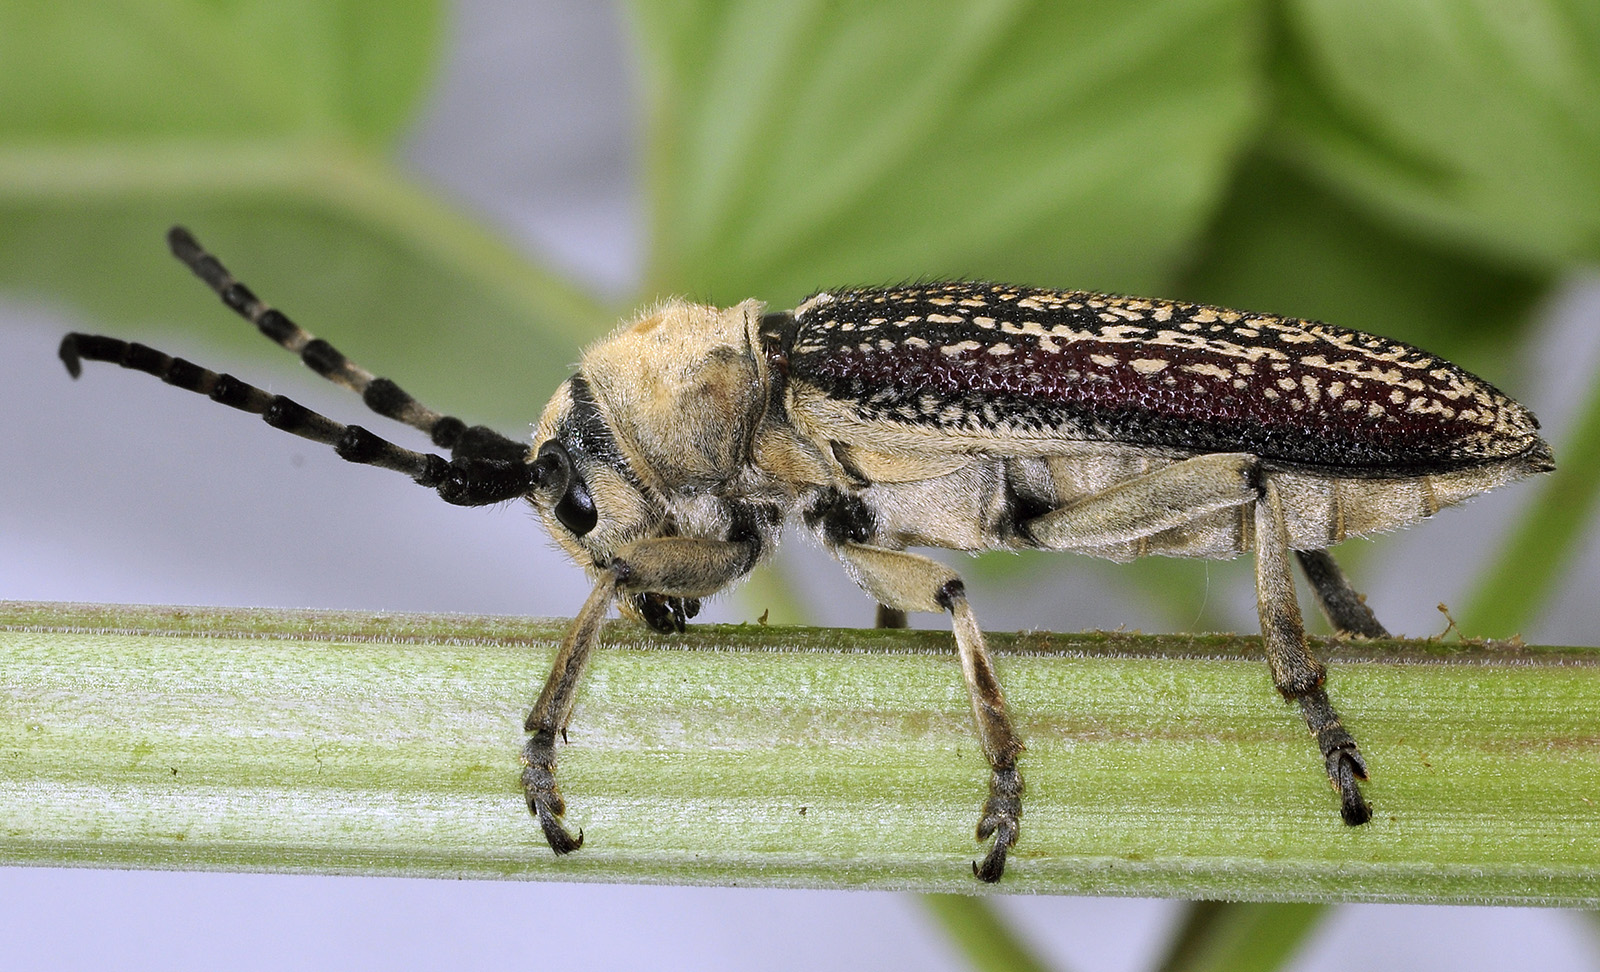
<box><xmin>835</xmin><ymin>543</ymin><xmax>1023</xmax><ymax>882</ymax></box>
<box><xmin>1257</xmin><ymin>482</ymin><xmax>1372</xmax><ymax>825</ymax></box>
<box><xmin>1296</xmin><ymin>549</ymin><xmax>1390</xmax><ymax>639</ymax></box>
<box><xmin>1020</xmin><ymin>452</ymin><xmax>1258</xmax><ymax>549</ymax></box>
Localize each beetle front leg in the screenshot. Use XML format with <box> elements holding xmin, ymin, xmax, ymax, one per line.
<box><xmin>1256</xmin><ymin>481</ymin><xmax>1372</xmax><ymax>825</ymax></box>
<box><xmin>523</xmin><ymin>536</ymin><xmax>760</xmax><ymax>855</ymax></box>
<box><xmin>523</xmin><ymin>571</ymin><xmax>617</xmax><ymax>853</ymax></box>
<box><xmin>836</xmin><ymin>543</ymin><xmax>1023</xmax><ymax>882</ymax></box>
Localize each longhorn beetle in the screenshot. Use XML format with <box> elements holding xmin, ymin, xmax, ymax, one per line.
<box><xmin>61</xmin><ymin>228</ymin><xmax>1554</xmax><ymax>882</ymax></box>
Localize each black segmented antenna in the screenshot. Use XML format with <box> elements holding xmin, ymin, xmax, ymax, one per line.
<box><xmin>59</xmin><ymin>227</ymin><xmax>547</xmax><ymax>507</ymax></box>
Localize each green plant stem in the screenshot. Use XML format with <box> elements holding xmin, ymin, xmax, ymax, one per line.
<box><xmin>3</xmin><ymin>601</ymin><xmax>1599</xmax><ymax>902</ymax></box>
<box><xmin>922</xmin><ymin>895</ymin><xmax>1060</xmax><ymax>972</ymax></box>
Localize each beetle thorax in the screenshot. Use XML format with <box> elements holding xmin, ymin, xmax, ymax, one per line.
<box><xmin>579</xmin><ymin>298</ymin><xmax>768</xmax><ymax>490</ymax></box>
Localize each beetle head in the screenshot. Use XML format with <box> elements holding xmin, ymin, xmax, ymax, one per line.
<box><xmin>528</xmin><ymin>298</ymin><xmax>768</xmax><ymax>578</ymax></box>
<box><xmin>528</xmin><ymin>375</ymin><xmax>661</xmax><ymax>576</ymax></box>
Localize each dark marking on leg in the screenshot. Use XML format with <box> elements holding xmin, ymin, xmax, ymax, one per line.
<box><xmin>934</xmin><ymin>578</ymin><xmax>964</xmax><ymax>612</ymax></box>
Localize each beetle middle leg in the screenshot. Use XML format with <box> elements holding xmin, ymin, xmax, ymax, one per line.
<box><xmin>834</xmin><ymin>542</ymin><xmax>1023</xmax><ymax>882</ymax></box>
<box><xmin>523</xmin><ymin>572</ymin><xmax>616</xmax><ymax>853</ymax></box>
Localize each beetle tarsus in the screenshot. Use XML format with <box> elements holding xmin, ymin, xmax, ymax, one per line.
<box><xmin>634</xmin><ymin>592</ymin><xmax>691</xmax><ymax>633</ymax></box>
<box><xmin>1295</xmin><ymin>686</ymin><xmax>1371</xmax><ymax>825</ymax></box>
<box><xmin>535</xmin><ymin>803</ymin><xmax>585</xmax><ymax>855</ymax></box>
<box><xmin>521</xmin><ymin>732</ymin><xmax>584</xmax><ymax>854</ymax></box>
<box><xmin>1330</xmin><ymin>749</ymin><xmax>1372</xmax><ymax>825</ymax></box>
<box><xmin>973</xmin><ymin>764</ymin><xmax>1022</xmax><ymax>882</ymax></box>
<box><xmin>973</xmin><ymin>824</ymin><xmax>1016</xmax><ymax>884</ymax></box>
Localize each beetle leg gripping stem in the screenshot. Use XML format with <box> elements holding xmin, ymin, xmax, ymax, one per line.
<box><xmin>521</xmin><ymin>572</ymin><xmax>618</xmax><ymax>855</ymax></box>
<box><xmin>1300</xmin><ymin>690</ymin><xmax>1372</xmax><ymax>825</ymax></box>
<box><xmin>521</xmin><ymin>729</ymin><xmax>584</xmax><ymax>854</ymax></box>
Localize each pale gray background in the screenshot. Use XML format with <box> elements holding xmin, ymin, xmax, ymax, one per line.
<box><xmin>4</xmin><ymin>1</ymin><xmax>1600</xmax><ymax>968</ymax></box>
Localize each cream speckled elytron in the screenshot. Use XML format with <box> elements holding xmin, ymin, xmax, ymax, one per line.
<box><xmin>61</xmin><ymin>231</ymin><xmax>1553</xmax><ymax>882</ymax></box>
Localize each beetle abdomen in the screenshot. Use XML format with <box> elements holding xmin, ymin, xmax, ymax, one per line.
<box><xmin>789</xmin><ymin>283</ymin><xmax>1543</xmax><ymax>475</ymax></box>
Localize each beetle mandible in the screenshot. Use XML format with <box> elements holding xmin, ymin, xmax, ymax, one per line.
<box><xmin>60</xmin><ymin>228</ymin><xmax>1554</xmax><ymax>882</ymax></box>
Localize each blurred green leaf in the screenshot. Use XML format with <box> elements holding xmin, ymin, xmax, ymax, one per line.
<box><xmin>1177</xmin><ymin>152</ymin><xmax>1548</xmax><ymax>374</ymax></box>
<box><xmin>0</xmin><ymin>0</ymin><xmax>437</xmax><ymax>143</ymax></box>
<box><xmin>1</xmin><ymin>202</ymin><xmax>592</xmax><ymax>424</ymax></box>
<box><xmin>922</xmin><ymin>894</ymin><xmax>1060</xmax><ymax>972</ymax></box>
<box><xmin>1275</xmin><ymin>0</ymin><xmax>1600</xmax><ymax>269</ymax></box>
<box><xmin>632</xmin><ymin>0</ymin><xmax>1267</xmax><ymax>306</ymax></box>
<box><xmin>0</xmin><ymin>0</ymin><xmax>609</xmax><ymax>425</ymax></box>
<box><xmin>1152</xmin><ymin>901</ymin><xmax>1327</xmax><ymax>972</ymax></box>
<box><xmin>1464</xmin><ymin>369</ymin><xmax>1600</xmax><ymax>638</ymax></box>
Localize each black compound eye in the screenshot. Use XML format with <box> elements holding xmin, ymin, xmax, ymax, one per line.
<box><xmin>536</xmin><ymin>439</ymin><xmax>599</xmax><ymax>537</ymax></box>
<box><xmin>554</xmin><ymin>479</ymin><xmax>598</xmax><ymax>536</ymax></box>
